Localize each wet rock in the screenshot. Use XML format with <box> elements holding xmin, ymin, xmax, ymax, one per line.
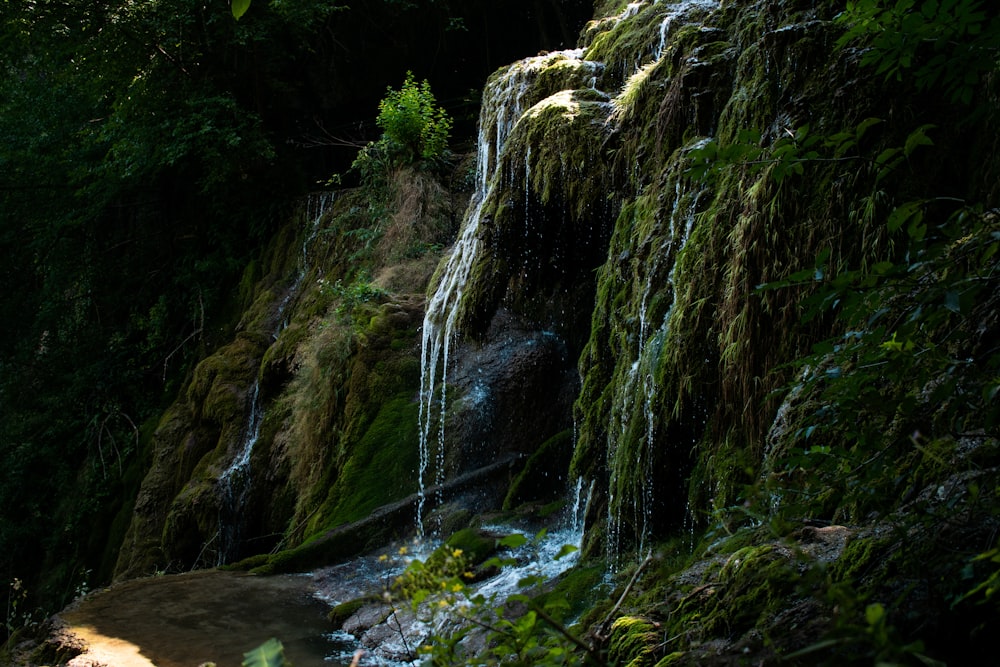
<box><xmin>341</xmin><ymin>602</ymin><xmax>392</xmax><ymax>636</ymax></box>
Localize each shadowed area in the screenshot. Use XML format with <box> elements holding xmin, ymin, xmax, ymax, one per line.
<box><xmin>59</xmin><ymin>570</ymin><xmax>335</xmax><ymax>667</ymax></box>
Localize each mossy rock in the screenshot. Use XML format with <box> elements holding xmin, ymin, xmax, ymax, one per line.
<box><xmin>313</xmin><ymin>393</ymin><xmax>420</xmax><ymax>532</ymax></box>
<box><xmin>535</xmin><ymin>563</ymin><xmax>608</xmax><ymax>623</ymax></box>
<box><xmin>608</xmin><ymin>615</ymin><xmax>659</xmax><ymax>667</ymax></box>
<box><xmin>328</xmin><ymin>595</ymin><xmax>381</xmax><ymax>627</ymax></box>
<box><xmin>653</xmin><ymin>653</ymin><xmax>687</xmax><ymax>667</ymax></box>
<box><xmin>225</xmin><ymin>552</ymin><xmax>270</xmax><ymax>571</ymax></box>
<box><xmin>185</xmin><ymin>336</ymin><xmax>263</xmax><ymax>425</ymax></box>
<box><xmin>712</xmin><ymin>545</ymin><xmax>798</xmax><ymax>633</ymax></box>
<box><xmin>445</xmin><ymin>527</ymin><xmax>498</xmax><ymax>566</ymax></box>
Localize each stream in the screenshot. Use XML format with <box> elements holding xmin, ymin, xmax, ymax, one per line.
<box><xmin>55</xmin><ymin>516</ymin><xmax>585</xmax><ymax>667</ymax></box>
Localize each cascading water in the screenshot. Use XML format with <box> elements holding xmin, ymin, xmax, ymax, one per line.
<box><xmin>415</xmin><ymin>49</ymin><xmax>598</xmax><ymax>539</ymax></box>
<box><xmin>652</xmin><ymin>0</ymin><xmax>720</xmax><ymax>61</ymax></box>
<box><xmin>582</xmin><ymin>0</ymin><xmax>721</xmax><ymax>569</ymax></box>
<box><xmin>215</xmin><ymin>192</ymin><xmax>333</xmax><ymax>565</ymax></box>
<box><xmin>604</xmin><ymin>182</ymin><xmax>705</xmax><ymax>568</ymax></box>
<box><xmin>415</xmin><ymin>0</ymin><xmax>721</xmax><ymax>558</ymax></box>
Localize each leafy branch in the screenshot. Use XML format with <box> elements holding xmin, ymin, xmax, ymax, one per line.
<box><xmin>685</xmin><ymin>120</ymin><xmax>935</xmax><ymax>185</ymax></box>
<box><xmin>836</xmin><ymin>0</ymin><xmax>1000</xmax><ymax>104</ymax></box>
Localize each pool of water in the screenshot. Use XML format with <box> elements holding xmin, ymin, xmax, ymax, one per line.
<box><xmin>59</xmin><ymin>570</ymin><xmax>341</xmax><ymax>667</ymax></box>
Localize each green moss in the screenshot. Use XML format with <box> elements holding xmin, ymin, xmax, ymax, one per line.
<box><xmin>226</xmin><ymin>552</ymin><xmax>270</xmax><ymax>571</ymax></box>
<box><xmin>829</xmin><ymin>533</ymin><xmax>893</xmax><ymax>586</ymax></box>
<box><xmin>328</xmin><ymin>596</ymin><xmax>380</xmax><ymax>626</ymax></box>
<box><xmin>238</xmin><ymin>259</ymin><xmax>261</xmax><ymax>310</ymax></box>
<box><xmin>454</xmin><ymin>84</ymin><xmax>612</xmax><ymax>337</ymax></box>
<box><xmin>679</xmin><ymin>544</ymin><xmax>799</xmax><ymax>640</ymax></box>
<box><xmin>185</xmin><ymin>336</ymin><xmax>262</xmax><ymax>425</ymax></box>
<box><xmin>653</xmin><ymin>653</ymin><xmax>686</xmax><ymax>667</ymax></box>
<box><xmin>318</xmin><ymin>393</ymin><xmax>420</xmax><ymax>529</ymax></box>
<box><xmin>608</xmin><ymin>615</ymin><xmax>659</xmax><ymax>667</ymax></box>
<box><xmin>535</xmin><ymin>563</ymin><xmax>607</xmax><ymax>623</ymax></box>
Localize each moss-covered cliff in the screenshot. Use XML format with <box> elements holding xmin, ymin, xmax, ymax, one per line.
<box><xmin>46</xmin><ymin>0</ymin><xmax>1000</xmax><ymax>663</ymax></box>
<box><xmin>404</xmin><ymin>0</ymin><xmax>1000</xmax><ymax>662</ymax></box>
<box><xmin>112</xmin><ymin>168</ymin><xmax>465</xmax><ymax>578</ymax></box>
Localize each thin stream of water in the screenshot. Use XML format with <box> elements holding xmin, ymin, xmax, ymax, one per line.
<box><xmin>215</xmin><ymin>193</ymin><xmax>333</xmax><ymax>565</ymax></box>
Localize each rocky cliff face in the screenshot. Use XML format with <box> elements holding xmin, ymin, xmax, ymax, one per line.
<box><xmin>113</xmin><ymin>0</ymin><xmax>1000</xmax><ymax>661</ymax></box>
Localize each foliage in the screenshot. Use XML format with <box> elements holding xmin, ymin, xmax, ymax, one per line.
<box><xmin>685</xmin><ymin>119</ymin><xmax>934</xmax><ymax>186</ymax></box>
<box><xmin>354</xmin><ymin>72</ymin><xmax>453</xmax><ymax>179</ymax></box>
<box><xmin>836</xmin><ymin>0</ymin><xmax>1000</xmax><ymax>104</ymax></box>
<box><xmin>650</xmin><ymin>3</ymin><xmax>1000</xmax><ymax>660</ymax></box>
<box><xmin>384</xmin><ymin>532</ymin><xmax>600</xmax><ymax>666</ymax></box>
<box><xmin>960</xmin><ymin>546</ymin><xmax>1000</xmax><ymax>606</ymax></box>
<box><xmin>0</xmin><ymin>0</ymin><xmax>588</xmax><ymax>628</ymax></box>
<box><xmin>780</xmin><ymin>583</ymin><xmax>948</xmax><ymax>665</ymax></box>
<box><xmin>739</xmin><ymin>0</ymin><xmax>1000</xmax><ymax>524</ymax></box>
<box><xmin>242</xmin><ymin>638</ymin><xmax>286</xmax><ymax>667</ymax></box>
<box><xmin>0</xmin><ymin>0</ymin><xmax>342</xmax><ymax>617</ymax></box>
<box><xmin>323</xmin><ymin>273</ymin><xmax>390</xmax><ymax>320</ymax></box>
<box><xmin>233</xmin><ymin>0</ymin><xmax>252</xmax><ymax>20</ymax></box>
<box><xmin>378</xmin><ymin>71</ymin><xmax>453</xmax><ymax>163</ymax></box>
<box><xmin>680</xmin><ymin>0</ymin><xmax>1000</xmax><ymax>526</ymax></box>
<box><xmin>3</xmin><ymin>579</ymin><xmax>40</xmax><ymax>640</ymax></box>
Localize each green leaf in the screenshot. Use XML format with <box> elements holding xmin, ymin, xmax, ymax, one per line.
<box><xmin>498</xmin><ymin>533</ymin><xmax>528</xmax><ymax>549</ymax></box>
<box><xmin>555</xmin><ymin>544</ymin><xmax>579</xmax><ymax>560</ymax></box>
<box><xmin>874</xmin><ymin>147</ymin><xmax>903</xmax><ymax>182</ymax></box>
<box><xmin>887</xmin><ymin>200</ymin><xmax>925</xmax><ymax>232</ymax></box>
<box><xmin>908</xmin><ymin>214</ymin><xmax>927</xmax><ymax>241</ymax></box>
<box><xmin>904</xmin><ymin>124</ymin><xmax>936</xmax><ymax>157</ymax></box>
<box><xmin>865</xmin><ymin>602</ymin><xmax>885</xmax><ymax>626</ymax></box>
<box><xmin>783</xmin><ymin>638</ymin><xmax>846</xmax><ymax>659</ymax></box>
<box><xmin>912</xmin><ymin>653</ymin><xmax>949</xmax><ymax>667</ymax></box>
<box><xmin>856</xmin><ymin>116</ymin><xmax>884</xmax><ymax>140</ymax></box>
<box><xmin>242</xmin><ymin>638</ymin><xmax>285</xmax><ymax>667</ymax></box>
<box><xmin>232</xmin><ymin>0</ymin><xmax>251</xmax><ymax>20</ymax></box>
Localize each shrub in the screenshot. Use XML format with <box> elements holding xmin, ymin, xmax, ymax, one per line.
<box><xmin>374</xmin><ymin>71</ymin><xmax>452</xmax><ymax>166</ymax></box>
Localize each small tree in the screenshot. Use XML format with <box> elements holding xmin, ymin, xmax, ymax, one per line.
<box><xmin>376</xmin><ymin>71</ymin><xmax>453</xmax><ymax>165</ymax></box>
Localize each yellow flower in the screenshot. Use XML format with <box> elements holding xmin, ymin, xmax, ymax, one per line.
<box><xmin>451</xmin><ymin>548</ymin><xmax>463</xmax><ymax>558</ymax></box>
<box><xmin>464</xmin><ymin>571</ymin><xmax>475</xmax><ymax>579</ymax></box>
<box><xmin>438</xmin><ymin>599</ymin><xmax>449</xmax><ymax>608</ymax></box>
<box><xmin>398</xmin><ymin>546</ymin><xmax>408</xmax><ymax>555</ymax></box>
<box><xmin>451</xmin><ymin>582</ymin><xmax>463</xmax><ymax>592</ymax></box>
<box><xmin>378</xmin><ymin>554</ymin><xmax>388</xmax><ymax>562</ymax></box>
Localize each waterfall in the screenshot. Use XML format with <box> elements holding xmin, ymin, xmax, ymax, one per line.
<box><xmin>415</xmin><ymin>50</ymin><xmax>595</xmax><ymax>539</ymax></box>
<box><xmin>652</xmin><ymin>0</ymin><xmax>720</xmax><ymax>62</ymax></box>
<box><xmin>605</xmin><ymin>184</ymin><xmax>704</xmax><ymax>568</ymax></box>
<box><xmin>414</xmin><ymin>0</ymin><xmax>722</xmax><ymax>551</ymax></box>
<box><xmin>582</xmin><ymin>0</ymin><xmax>722</xmax><ymax>569</ymax></box>
<box><xmin>215</xmin><ymin>192</ymin><xmax>333</xmax><ymax>565</ymax></box>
